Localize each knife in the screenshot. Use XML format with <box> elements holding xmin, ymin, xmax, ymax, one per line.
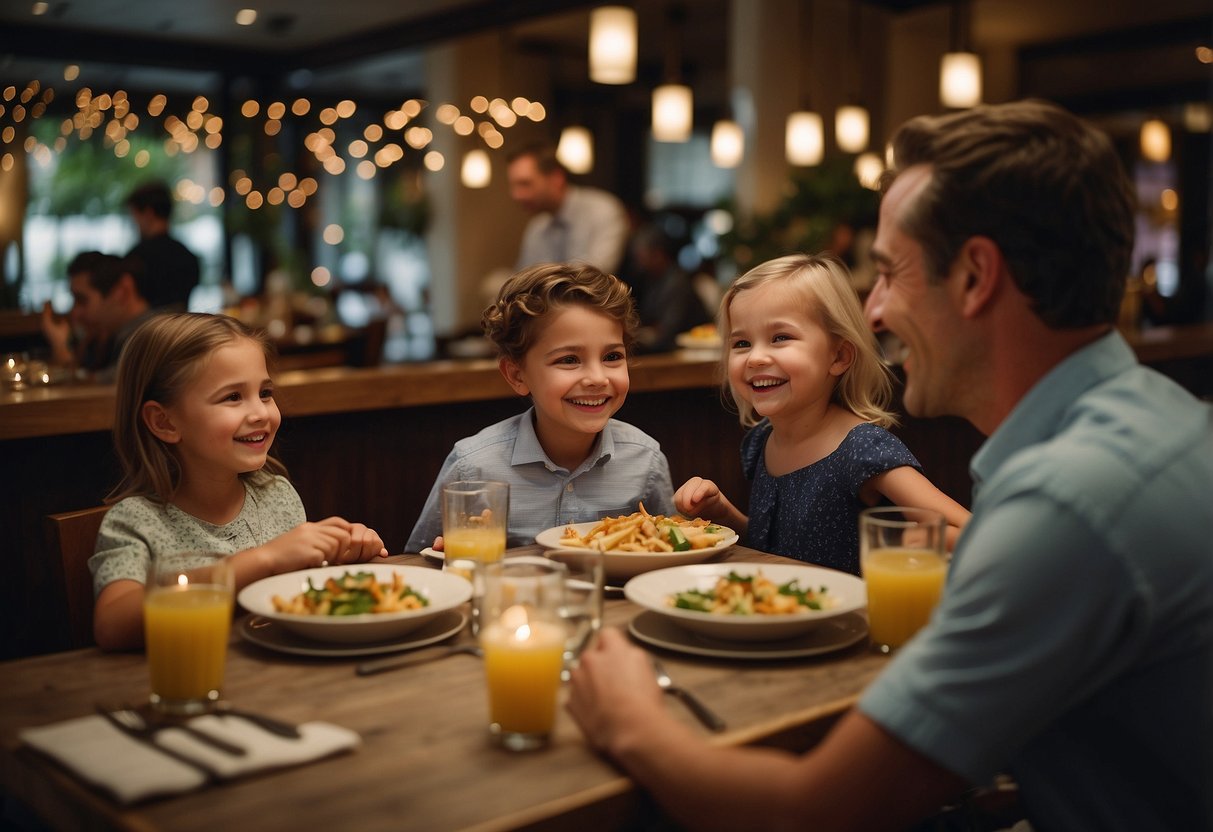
<box><xmin>214</xmin><ymin>705</ymin><xmax>302</xmax><ymax>739</ymax></box>
<box><xmin>356</xmin><ymin>644</ymin><xmax>482</xmax><ymax>676</ymax></box>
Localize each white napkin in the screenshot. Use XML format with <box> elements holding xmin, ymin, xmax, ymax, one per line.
<box><xmin>19</xmin><ymin>713</ymin><xmax>360</xmax><ymax>804</ymax></box>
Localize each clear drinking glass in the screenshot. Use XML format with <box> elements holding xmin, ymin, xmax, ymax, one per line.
<box><xmin>143</xmin><ymin>555</ymin><xmax>236</xmax><ymax>715</ymax></box>
<box><xmin>859</xmin><ymin>507</ymin><xmax>948</xmax><ymax>653</ymax></box>
<box><xmin>442</xmin><ymin>481</ymin><xmax>508</xmax><ymax>632</ymax></box>
<box><xmin>479</xmin><ymin>556</ymin><xmax>566</xmax><ymax>751</ymax></box>
<box><xmin>547</xmin><ymin>549</ymin><xmax>604</xmax><ymax>679</ymax></box>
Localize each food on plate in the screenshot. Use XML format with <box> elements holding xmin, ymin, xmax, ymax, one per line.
<box><xmin>684</xmin><ymin>323</ymin><xmax>717</xmax><ymax>340</ymax></box>
<box><xmin>667</xmin><ymin>570</ymin><xmax>834</xmax><ymax>615</ymax></box>
<box><xmin>559</xmin><ymin>505</ymin><xmax>731</xmax><ymax>553</ymax></box>
<box><xmin>271</xmin><ymin>570</ymin><xmax>429</xmax><ymax>616</ymax></box>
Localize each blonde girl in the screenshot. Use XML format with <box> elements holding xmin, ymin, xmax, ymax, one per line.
<box><xmin>406</xmin><ymin>263</ymin><xmax>675</xmax><ymax>551</ymax></box>
<box><xmin>92</xmin><ymin>313</ymin><xmax>386</xmax><ymax>650</ymax></box>
<box><xmin>675</xmin><ymin>254</ymin><xmax>967</xmax><ymax>572</ymax></box>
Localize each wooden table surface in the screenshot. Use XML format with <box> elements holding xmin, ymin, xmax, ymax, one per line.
<box><xmin>2</xmin><ymin>546</ymin><xmax>888</xmax><ymax>832</ymax></box>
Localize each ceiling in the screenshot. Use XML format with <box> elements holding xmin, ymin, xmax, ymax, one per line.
<box><xmin>0</xmin><ymin>0</ymin><xmax>1207</xmax><ymax>105</ymax></box>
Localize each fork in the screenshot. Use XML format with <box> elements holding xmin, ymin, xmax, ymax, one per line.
<box><xmin>650</xmin><ymin>659</ymin><xmax>727</xmax><ymax>732</ymax></box>
<box><xmin>98</xmin><ymin>705</ymin><xmax>247</xmax><ymax>756</ymax></box>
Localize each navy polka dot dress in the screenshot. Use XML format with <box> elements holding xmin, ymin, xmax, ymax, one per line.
<box><xmin>741</xmin><ymin>421</ymin><xmax>922</xmax><ymax>574</ymax></box>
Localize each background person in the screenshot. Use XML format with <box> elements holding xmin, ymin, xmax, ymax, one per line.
<box><xmin>628</xmin><ymin>223</ymin><xmax>712</xmax><ymax>353</ymax></box>
<box><xmin>40</xmin><ymin>251</ymin><xmax>154</xmax><ymax>382</ymax></box>
<box><xmin>507</xmin><ymin>143</ymin><xmax>629</xmax><ymax>275</ymax></box>
<box><xmin>125</xmin><ymin>180</ymin><xmax>201</xmax><ymax>311</ymax></box>
<box><xmin>567</xmin><ymin>99</ymin><xmax>1213</xmax><ymax>831</ymax></box>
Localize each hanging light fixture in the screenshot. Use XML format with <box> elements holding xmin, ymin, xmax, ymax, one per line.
<box><xmin>940</xmin><ymin>0</ymin><xmax>982</xmax><ymax>108</ymax></box>
<box><xmin>710</xmin><ymin>118</ymin><xmax>744</xmax><ymax>168</ymax></box>
<box><xmin>854</xmin><ymin>152</ymin><xmax>884</xmax><ymax>190</ymax></box>
<box><xmin>589</xmin><ymin>6</ymin><xmax>637</xmax><ymax>85</ymax></box>
<box><xmin>652</xmin><ymin>5</ymin><xmax>692</xmax><ymax>142</ymax></box>
<box><xmin>835</xmin><ymin>0</ymin><xmax>869</xmax><ymax>154</ymax></box>
<box><xmin>836</xmin><ymin>105</ymin><xmax>869</xmax><ymax>154</ymax></box>
<box><xmin>1140</xmin><ymin>119</ymin><xmax>1171</xmax><ymax>163</ymax></box>
<box><xmin>461</xmin><ymin>149</ymin><xmax>491</xmax><ymax>188</ymax></box>
<box><xmin>557</xmin><ymin>125</ymin><xmax>594</xmax><ymax>173</ymax></box>
<box><xmin>787</xmin><ymin>111</ymin><xmax>824</xmax><ymax>166</ymax></box>
<box><xmin>786</xmin><ymin>0</ymin><xmax>822</xmax><ymax>166</ymax></box>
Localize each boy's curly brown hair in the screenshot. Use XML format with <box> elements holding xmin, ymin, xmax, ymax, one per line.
<box><xmin>481</xmin><ymin>263</ymin><xmax>639</xmax><ymax>363</ymax></box>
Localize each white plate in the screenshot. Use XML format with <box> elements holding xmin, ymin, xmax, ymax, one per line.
<box><xmin>237</xmin><ymin>563</ymin><xmax>471</xmax><ymax>644</ymax></box>
<box><xmin>624</xmin><ymin>563</ymin><xmax>867</xmax><ymax>642</ymax></box>
<box><xmin>420</xmin><ymin>547</ymin><xmax>444</xmax><ymax>561</ymax></box>
<box><xmin>240</xmin><ymin>609</ymin><xmax>467</xmax><ymax>658</ymax></box>
<box><xmin>628</xmin><ymin>610</ymin><xmax>868</xmax><ymax>660</ymax></box>
<box><xmin>536</xmin><ymin>521</ymin><xmax>739</xmax><ymax>581</ymax></box>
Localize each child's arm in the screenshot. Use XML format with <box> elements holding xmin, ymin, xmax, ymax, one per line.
<box><xmin>674</xmin><ymin>477</ymin><xmax>748</xmax><ymax>533</ymax></box>
<box><xmin>94</xmin><ymin>518</ymin><xmax>388</xmax><ymax>651</ymax></box>
<box><xmin>863</xmin><ymin>467</ymin><xmax>971</xmax><ymax>550</ymax></box>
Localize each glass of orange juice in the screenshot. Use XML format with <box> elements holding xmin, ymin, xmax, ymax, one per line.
<box><xmin>144</xmin><ymin>555</ymin><xmax>236</xmax><ymax>715</ymax></box>
<box><xmin>443</xmin><ymin>481</ymin><xmax>509</xmax><ymax>633</ymax></box>
<box><xmin>859</xmin><ymin>507</ymin><xmax>948</xmax><ymax>653</ymax></box>
<box><xmin>479</xmin><ymin>556</ymin><xmax>566</xmax><ymax>751</ymax></box>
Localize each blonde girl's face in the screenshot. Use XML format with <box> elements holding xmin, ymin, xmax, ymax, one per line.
<box><xmin>501</xmin><ymin>304</ymin><xmax>630</xmax><ymax>451</ymax></box>
<box><xmin>157</xmin><ymin>338</ymin><xmax>281</xmax><ymax>484</ymax></box>
<box><xmin>725</xmin><ymin>283</ymin><xmax>850</xmax><ymax>423</ymax></box>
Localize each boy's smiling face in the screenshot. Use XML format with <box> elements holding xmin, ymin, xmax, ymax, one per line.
<box><xmin>499</xmin><ymin>303</ymin><xmax>629</xmax><ymax>468</ymax></box>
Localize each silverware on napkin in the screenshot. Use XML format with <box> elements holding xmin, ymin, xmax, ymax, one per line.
<box><xmin>651</xmin><ymin>659</ymin><xmax>726</xmax><ymax>732</ymax></box>
<box><xmin>213</xmin><ymin>704</ymin><xmax>301</xmax><ymax>739</ymax></box>
<box><xmin>96</xmin><ymin>707</ymin><xmax>222</xmax><ymax>779</ymax></box>
<box><xmin>356</xmin><ymin>644</ymin><xmax>482</xmax><ymax>676</ymax></box>
<box><xmin>99</xmin><ymin>705</ymin><xmax>246</xmax><ymax>756</ymax></box>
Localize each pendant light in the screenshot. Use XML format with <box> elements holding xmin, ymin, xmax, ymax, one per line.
<box><xmin>940</xmin><ymin>0</ymin><xmax>982</xmax><ymax>108</ymax></box>
<box><xmin>1140</xmin><ymin>119</ymin><xmax>1171</xmax><ymax>163</ymax></box>
<box><xmin>557</xmin><ymin>125</ymin><xmax>594</xmax><ymax>173</ymax></box>
<box><xmin>589</xmin><ymin>6</ymin><xmax>637</xmax><ymax>85</ymax></box>
<box><xmin>710</xmin><ymin>118</ymin><xmax>744</xmax><ymax>168</ymax></box>
<box><xmin>835</xmin><ymin>0</ymin><xmax>869</xmax><ymax>154</ymax></box>
<box><xmin>461</xmin><ymin>149</ymin><xmax>491</xmax><ymax>188</ymax></box>
<box><xmin>652</xmin><ymin>5</ymin><xmax>692</xmax><ymax>142</ymax></box>
<box><xmin>786</xmin><ymin>0</ymin><xmax>823</xmax><ymax>166</ymax></box>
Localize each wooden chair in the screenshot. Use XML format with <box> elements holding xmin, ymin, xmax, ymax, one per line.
<box><xmin>45</xmin><ymin>506</ymin><xmax>108</xmax><ymax>649</ymax></box>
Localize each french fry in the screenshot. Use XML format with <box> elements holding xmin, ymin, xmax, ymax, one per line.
<box><xmin>557</xmin><ymin>508</ymin><xmax>732</xmax><ymax>554</ymax></box>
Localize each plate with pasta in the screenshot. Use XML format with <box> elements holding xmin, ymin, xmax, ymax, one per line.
<box><xmin>237</xmin><ymin>563</ymin><xmax>472</xmax><ymax>644</ymax></box>
<box><xmin>535</xmin><ymin>510</ymin><xmax>738</xmax><ymax>580</ymax></box>
<box><xmin>624</xmin><ymin>563</ymin><xmax>867</xmax><ymax>641</ymax></box>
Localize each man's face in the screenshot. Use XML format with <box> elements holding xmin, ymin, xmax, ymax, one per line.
<box><xmin>69</xmin><ymin>273</ymin><xmax>122</xmax><ymax>339</ymax></box>
<box><xmin>507</xmin><ymin>156</ymin><xmax>561</xmax><ymax>214</ymax></box>
<box><xmin>869</xmin><ymin>166</ymin><xmax>962</xmax><ymax>420</ymax></box>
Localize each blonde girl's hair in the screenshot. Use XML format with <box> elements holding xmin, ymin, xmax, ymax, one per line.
<box><xmin>481</xmin><ymin>262</ymin><xmax>639</xmax><ymax>363</ymax></box>
<box><xmin>107</xmin><ymin>313</ymin><xmax>288</xmax><ymax>505</ymax></box>
<box><xmin>718</xmin><ymin>253</ymin><xmax>897</xmax><ymax>429</ymax></box>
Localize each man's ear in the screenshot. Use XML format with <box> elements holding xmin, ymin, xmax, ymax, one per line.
<box><xmin>829</xmin><ymin>339</ymin><xmax>856</xmax><ymax>377</ymax></box>
<box><xmin>498</xmin><ymin>357</ymin><xmax>530</xmax><ymax>397</ymax></box>
<box><xmin>141</xmin><ymin>400</ymin><xmax>180</xmax><ymax>444</ymax></box>
<box><xmin>954</xmin><ymin>236</ymin><xmax>1003</xmax><ymax>318</ymax></box>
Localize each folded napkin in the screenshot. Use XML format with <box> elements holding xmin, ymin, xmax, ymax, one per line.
<box><xmin>20</xmin><ymin>713</ymin><xmax>360</xmax><ymax>804</ymax></box>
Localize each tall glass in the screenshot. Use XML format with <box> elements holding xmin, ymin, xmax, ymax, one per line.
<box><xmin>443</xmin><ymin>481</ymin><xmax>508</xmax><ymax>633</ymax></box>
<box><xmin>144</xmin><ymin>555</ymin><xmax>236</xmax><ymax>715</ymax></box>
<box><xmin>859</xmin><ymin>507</ymin><xmax>948</xmax><ymax>653</ymax></box>
<box><xmin>479</xmin><ymin>557</ymin><xmax>566</xmax><ymax>751</ymax></box>
<box><xmin>547</xmin><ymin>549</ymin><xmax>604</xmax><ymax>678</ymax></box>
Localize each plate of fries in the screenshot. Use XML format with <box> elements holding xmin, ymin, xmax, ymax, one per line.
<box><xmin>625</xmin><ymin>563</ymin><xmax>867</xmax><ymax>641</ymax></box>
<box><xmin>535</xmin><ymin>510</ymin><xmax>738</xmax><ymax>580</ymax></box>
<box><xmin>238</xmin><ymin>563</ymin><xmax>472</xmax><ymax>644</ymax></box>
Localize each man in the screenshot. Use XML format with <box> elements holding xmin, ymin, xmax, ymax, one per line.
<box><xmin>507</xmin><ymin>143</ymin><xmax>629</xmax><ymax>274</ymax></box>
<box><xmin>567</xmin><ymin>100</ymin><xmax>1213</xmax><ymax>830</ymax></box>
<box><xmin>125</xmin><ymin>180</ymin><xmax>200</xmax><ymax>310</ymax></box>
<box><xmin>629</xmin><ymin>223</ymin><xmax>711</xmax><ymax>353</ymax></box>
<box><xmin>41</xmin><ymin>251</ymin><xmax>154</xmax><ymax>382</ymax></box>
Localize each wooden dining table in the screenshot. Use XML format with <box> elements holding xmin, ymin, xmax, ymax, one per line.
<box><xmin>1</xmin><ymin>545</ymin><xmax>889</xmax><ymax>831</ymax></box>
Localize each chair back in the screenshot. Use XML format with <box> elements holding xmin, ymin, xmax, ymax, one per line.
<box><xmin>45</xmin><ymin>506</ymin><xmax>108</xmax><ymax>649</ymax></box>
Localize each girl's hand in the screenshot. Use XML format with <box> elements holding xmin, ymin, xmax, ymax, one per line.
<box><xmin>674</xmin><ymin>478</ymin><xmax>748</xmax><ymax>533</ymax></box>
<box><xmin>318</xmin><ymin>517</ymin><xmax>390</xmax><ymax>563</ymax></box>
<box><xmin>259</xmin><ymin>521</ymin><xmax>352</xmax><ymax>573</ymax></box>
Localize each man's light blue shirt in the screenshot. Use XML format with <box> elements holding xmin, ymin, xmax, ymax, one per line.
<box><xmin>860</xmin><ymin>331</ymin><xmax>1213</xmax><ymax>830</ymax></box>
<box><xmin>406</xmin><ymin>408</ymin><xmax>676</xmax><ymax>551</ymax></box>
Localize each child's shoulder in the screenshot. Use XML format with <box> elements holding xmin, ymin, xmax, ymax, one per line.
<box><xmin>604</xmin><ymin>418</ymin><xmax>663</xmax><ymax>451</ymax></box>
<box><xmin>452</xmin><ymin>412</ymin><xmax>531</xmax><ymax>455</ymax></box>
